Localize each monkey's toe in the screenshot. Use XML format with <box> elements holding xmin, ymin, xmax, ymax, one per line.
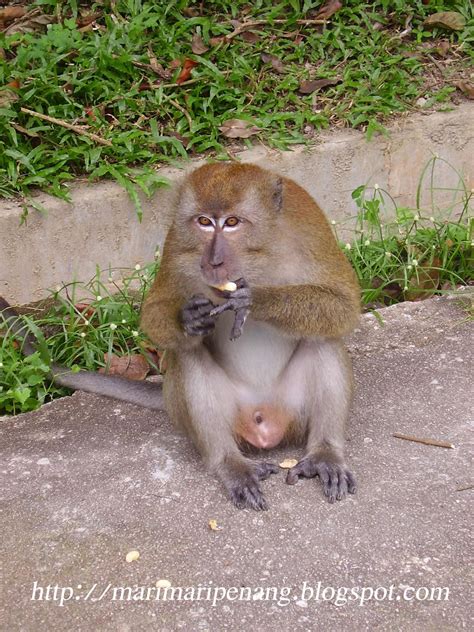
<box><xmin>229</xmin><ymin>477</ymin><xmax>268</xmax><ymax>511</ymax></box>
<box><xmin>286</xmin><ymin>457</ymin><xmax>356</xmax><ymax>502</ymax></box>
<box><xmin>253</xmin><ymin>461</ymin><xmax>279</xmax><ymax>481</ymax></box>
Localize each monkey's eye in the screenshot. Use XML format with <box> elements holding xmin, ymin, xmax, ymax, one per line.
<box><xmin>224</xmin><ymin>216</ymin><xmax>240</xmax><ymax>227</ymax></box>
<box><xmin>197</xmin><ymin>216</ymin><xmax>212</xmax><ymax>226</ymax></box>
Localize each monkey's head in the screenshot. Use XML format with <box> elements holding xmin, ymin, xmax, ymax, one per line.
<box><xmin>175</xmin><ymin>163</ymin><xmax>283</xmax><ymax>288</ymax></box>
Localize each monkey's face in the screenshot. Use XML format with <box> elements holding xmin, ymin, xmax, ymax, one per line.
<box><xmin>176</xmin><ymin>163</ymin><xmax>284</xmax><ymax>288</ymax></box>
<box><xmin>196</xmin><ymin>214</ymin><xmax>243</xmax><ymax>286</ymax></box>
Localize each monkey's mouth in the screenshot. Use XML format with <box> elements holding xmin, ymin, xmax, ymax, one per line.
<box><xmin>200</xmin><ymin>264</ymin><xmax>238</xmax><ymax>289</ymax></box>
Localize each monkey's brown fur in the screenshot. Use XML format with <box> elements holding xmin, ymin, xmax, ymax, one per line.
<box><xmin>140</xmin><ymin>162</ymin><xmax>360</xmax><ymax>510</ymax></box>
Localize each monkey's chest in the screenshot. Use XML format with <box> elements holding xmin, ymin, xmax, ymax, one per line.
<box><xmin>209</xmin><ymin>313</ymin><xmax>297</xmax><ymax>394</ymax></box>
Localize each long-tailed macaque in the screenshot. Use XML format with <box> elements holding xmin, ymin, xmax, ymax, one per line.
<box><xmin>1</xmin><ymin>163</ymin><xmax>360</xmax><ymax>510</ymax></box>
<box><xmin>140</xmin><ymin>163</ymin><xmax>360</xmax><ymax>510</ymax></box>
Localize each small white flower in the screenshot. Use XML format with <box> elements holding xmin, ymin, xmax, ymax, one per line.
<box><xmin>413</xmin><ymin>214</ymin><xmax>419</xmax><ymax>222</ymax></box>
<box><xmin>80</xmin><ymin>332</ymin><xmax>86</xmax><ymax>338</ymax></box>
<box><xmin>432</xmin><ymin>244</ymin><xmax>436</xmax><ymax>249</ymax></box>
<box><xmin>110</xmin><ymin>323</ymin><xmax>117</xmax><ymax>331</ymax></box>
<box><xmin>407</xmin><ymin>264</ymin><xmax>413</xmax><ymax>271</ymax></box>
<box><xmin>84</xmin><ymin>320</ymin><xmax>89</xmax><ymax>326</ymax></box>
<box><xmin>430</xmin><ymin>216</ymin><xmax>435</xmax><ymax>222</ymax></box>
<box><xmin>412</xmin><ymin>259</ymin><xmax>418</xmax><ymax>267</ymax></box>
<box><xmin>121</xmin><ymin>319</ymin><xmax>127</xmax><ymax>324</ymax></box>
<box><xmin>132</xmin><ymin>330</ymin><xmax>139</xmax><ymax>337</ymax></box>
<box><xmin>404</xmin><ymin>286</ymin><xmax>408</xmax><ymax>291</ymax></box>
<box><xmin>0</xmin><ymin>362</ymin><xmax>3</xmax><ymax>368</ymax></box>
<box><xmin>96</xmin><ymin>295</ymin><xmax>102</xmax><ymax>301</ymax></box>
<box><xmin>385</xmin><ymin>251</ymin><xmax>392</xmax><ymax>258</ymax></box>
<box><xmin>345</xmin><ymin>243</ymin><xmax>351</xmax><ymax>250</ymax></box>
<box><xmin>364</xmin><ymin>239</ymin><xmax>370</xmax><ymax>246</ymax></box>
<box><xmin>135</xmin><ymin>264</ymin><xmax>141</xmax><ymax>271</ymax></box>
<box><xmin>331</xmin><ymin>220</ymin><xmax>337</xmax><ymax>226</ymax></box>
<box><xmin>154</xmin><ymin>249</ymin><xmax>161</xmax><ymax>259</ymax></box>
<box><xmin>374</xmin><ymin>183</ymin><xmax>379</xmax><ymax>190</ymax></box>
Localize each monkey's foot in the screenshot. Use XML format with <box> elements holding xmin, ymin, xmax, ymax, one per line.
<box><xmin>219</xmin><ymin>460</ymin><xmax>278</xmax><ymax>511</ymax></box>
<box><xmin>286</xmin><ymin>457</ymin><xmax>356</xmax><ymax>503</ymax></box>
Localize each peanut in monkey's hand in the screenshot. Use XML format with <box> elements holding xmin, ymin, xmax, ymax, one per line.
<box><xmin>209</xmin><ymin>278</ymin><xmax>252</xmax><ymax>341</ymax></box>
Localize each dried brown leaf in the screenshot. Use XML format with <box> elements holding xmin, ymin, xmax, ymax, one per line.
<box><xmin>261</xmin><ymin>53</ymin><xmax>285</xmax><ymax>74</ymax></box>
<box><xmin>0</xmin><ymin>87</ymin><xmax>19</xmax><ymax>107</ymax></box>
<box><xmin>4</xmin><ymin>10</ymin><xmax>55</xmax><ymax>36</ymax></box>
<box><xmin>99</xmin><ymin>353</ymin><xmax>150</xmax><ymax>380</ymax></box>
<box><xmin>148</xmin><ymin>47</ymin><xmax>171</xmax><ymax>79</ymax></box>
<box><xmin>219</xmin><ymin>118</ymin><xmax>261</xmax><ymax>139</ymax></box>
<box><xmin>298</xmin><ymin>77</ymin><xmax>341</xmax><ymax>94</ymax></box>
<box><xmin>454</xmin><ymin>81</ymin><xmax>474</xmax><ymax>99</ymax></box>
<box><xmin>209</xmin><ymin>36</ymin><xmax>226</xmax><ymax>47</ymax></box>
<box><xmin>312</xmin><ymin>0</ymin><xmax>342</xmax><ymax>20</ymax></box>
<box><xmin>191</xmin><ymin>34</ymin><xmax>209</xmax><ymax>55</ymax></box>
<box><xmin>176</xmin><ymin>59</ymin><xmax>198</xmax><ymax>85</ymax></box>
<box><xmin>0</xmin><ymin>6</ymin><xmax>26</xmax><ymax>26</ymax></box>
<box><xmin>423</xmin><ymin>11</ymin><xmax>466</xmax><ymax>31</ymax></box>
<box><xmin>240</xmin><ymin>30</ymin><xmax>260</xmax><ymax>43</ymax></box>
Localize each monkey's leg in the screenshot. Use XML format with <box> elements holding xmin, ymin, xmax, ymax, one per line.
<box><xmin>282</xmin><ymin>340</ymin><xmax>357</xmax><ymax>502</ymax></box>
<box><xmin>176</xmin><ymin>347</ymin><xmax>278</xmax><ymax>510</ymax></box>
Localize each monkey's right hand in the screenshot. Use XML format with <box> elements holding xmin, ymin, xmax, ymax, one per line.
<box><xmin>180</xmin><ymin>294</ymin><xmax>217</xmax><ymax>337</ymax></box>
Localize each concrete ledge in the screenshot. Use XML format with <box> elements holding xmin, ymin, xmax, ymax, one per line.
<box><xmin>1</xmin><ymin>103</ymin><xmax>473</xmax><ymax>304</ymax></box>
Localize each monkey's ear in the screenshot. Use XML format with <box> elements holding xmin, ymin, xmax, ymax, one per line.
<box><xmin>272</xmin><ymin>176</ymin><xmax>283</xmax><ymax>211</ymax></box>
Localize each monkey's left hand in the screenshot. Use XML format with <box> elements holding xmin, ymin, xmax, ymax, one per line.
<box><xmin>210</xmin><ymin>278</ymin><xmax>252</xmax><ymax>341</ymax></box>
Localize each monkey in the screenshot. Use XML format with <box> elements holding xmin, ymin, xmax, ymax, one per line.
<box><xmin>139</xmin><ymin>162</ymin><xmax>361</xmax><ymax>510</ymax></box>
<box><xmin>1</xmin><ymin>162</ymin><xmax>360</xmax><ymax>511</ymax></box>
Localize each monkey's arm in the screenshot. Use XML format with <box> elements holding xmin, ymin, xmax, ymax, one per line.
<box><xmin>251</xmin><ymin>282</ymin><xmax>360</xmax><ymax>338</ymax></box>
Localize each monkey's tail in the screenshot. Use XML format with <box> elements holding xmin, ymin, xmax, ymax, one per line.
<box><xmin>51</xmin><ymin>364</ymin><xmax>165</xmax><ymax>409</ymax></box>
<box><xmin>0</xmin><ymin>296</ymin><xmax>165</xmax><ymax>411</ymax></box>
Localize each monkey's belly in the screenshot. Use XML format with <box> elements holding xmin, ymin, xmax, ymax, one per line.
<box><xmin>211</xmin><ymin>312</ymin><xmax>298</xmax><ymax>397</ymax></box>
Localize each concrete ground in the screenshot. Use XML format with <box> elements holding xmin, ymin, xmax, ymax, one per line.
<box><xmin>1</xmin><ymin>294</ymin><xmax>472</xmax><ymax>631</ymax></box>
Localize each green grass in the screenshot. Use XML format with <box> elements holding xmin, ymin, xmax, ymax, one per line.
<box><xmin>1</xmin><ymin>0</ymin><xmax>473</xmax><ymax>214</ymax></box>
<box><xmin>1</xmin><ymin>156</ymin><xmax>471</xmax><ymax>415</ymax></box>
<box><xmin>0</xmin><ymin>262</ymin><xmax>158</xmax><ymax>413</ymax></box>
<box><xmin>334</xmin><ymin>156</ymin><xmax>473</xmax><ymax>306</ymax></box>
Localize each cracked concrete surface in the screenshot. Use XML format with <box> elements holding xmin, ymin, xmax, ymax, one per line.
<box><xmin>1</xmin><ymin>294</ymin><xmax>473</xmax><ymax>631</ymax></box>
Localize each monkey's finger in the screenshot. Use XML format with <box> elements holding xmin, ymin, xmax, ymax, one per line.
<box><xmin>189</xmin><ymin>294</ymin><xmax>212</xmax><ymax>306</ymax></box>
<box><xmin>254</xmin><ymin>461</ymin><xmax>279</xmax><ymax>480</ymax></box>
<box><xmin>230</xmin><ymin>308</ymin><xmax>249</xmax><ymax>341</ymax></box>
<box><xmin>322</xmin><ymin>463</ymin><xmax>339</xmax><ymax>504</ymax></box>
<box><xmin>209</xmin><ymin>302</ymin><xmax>233</xmax><ymax>317</ymax></box>
<box><xmin>235</xmin><ymin>277</ymin><xmax>248</xmax><ymax>290</ymax></box>
<box><xmin>285</xmin><ymin>457</ymin><xmax>318</xmax><ymax>484</ymax></box>
<box><xmin>346</xmin><ymin>470</ymin><xmax>357</xmax><ymax>494</ymax></box>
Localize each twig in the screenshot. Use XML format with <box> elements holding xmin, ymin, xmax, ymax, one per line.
<box><xmin>225</xmin><ymin>18</ymin><xmax>326</xmax><ymax>41</ymax></box>
<box><xmin>426</xmin><ymin>54</ymin><xmax>445</xmax><ymax>76</ymax></box>
<box><xmin>164</xmin><ymin>97</ymin><xmax>193</xmax><ymax>128</ymax></box>
<box><xmin>456</xmin><ymin>484</ymin><xmax>474</xmax><ymax>492</ymax></box>
<box><xmin>20</xmin><ymin>107</ymin><xmax>112</xmax><ymax>147</ymax></box>
<box><xmin>393</xmin><ymin>432</ymin><xmax>455</xmax><ymax>449</ymax></box>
